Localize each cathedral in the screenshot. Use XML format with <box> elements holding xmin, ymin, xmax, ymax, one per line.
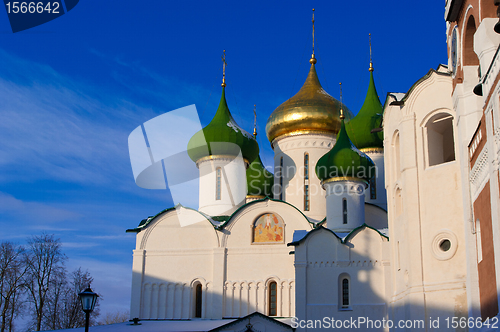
<box><xmin>126</xmin><ymin>1</ymin><xmax>500</xmax><ymax>331</ymax></box>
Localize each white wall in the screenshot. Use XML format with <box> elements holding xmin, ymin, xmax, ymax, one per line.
<box><xmin>383</xmin><ymin>70</ymin><xmax>468</xmax><ymax>326</ymax></box>
<box><xmin>130</xmin><ymin>199</ymin><xmax>312</xmax><ymax>320</ymax></box>
<box><xmin>293</xmin><ymin>227</ymin><xmax>390</xmax><ymax>332</ymax></box>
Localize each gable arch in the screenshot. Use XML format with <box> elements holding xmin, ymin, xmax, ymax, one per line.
<box><xmin>140</xmin><ymin>207</ymin><xmax>219</xmax><ymax>250</ymax></box>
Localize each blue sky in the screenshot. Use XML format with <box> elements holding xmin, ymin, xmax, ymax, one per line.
<box><xmin>0</xmin><ymin>0</ymin><xmax>448</xmax><ymax>319</ymax></box>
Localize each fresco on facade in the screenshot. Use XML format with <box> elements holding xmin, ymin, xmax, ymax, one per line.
<box><xmin>253</xmin><ymin>213</ymin><xmax>284</xmax><ymax>243</ymax></box>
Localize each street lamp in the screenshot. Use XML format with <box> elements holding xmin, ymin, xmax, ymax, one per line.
<box><xmin>78</xmin><ymin>285</ymin><xmax>99</xmax><ymax>332</ymax></box>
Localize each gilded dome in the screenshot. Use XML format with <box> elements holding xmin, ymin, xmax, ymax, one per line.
<box><xmin>266</xmin><ymin>63</ymin><xmax>353</xmax><ymax>143</ymax></box>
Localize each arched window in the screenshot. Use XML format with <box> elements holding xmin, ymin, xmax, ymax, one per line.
<box><xmin>342</xmin><ymin>278</ymin><xmax>349</xmax><ymax>308</ymax></box>
<box><xmin>268</xmin><ymin>281</ymin><xmax>277</xmax><ymax>316</ymax></box>
<box><xmin>393</xmin><ymin>132</ymin><xmax>401</xmax><ymax>180</ymax></box>
<box><xmin>338</xmin><ymin>274</ymin><xmax>351</xmax><ymax>310</ymax></box>
<box><xmin>369</xmin><ymin>177</ymin><xmax>376</xmax><ymax>200</ymax></box>
<box><xmin>194</xmin><ymin>283</ymin><xmax>202</xmax><ymax>318</ymax></box>
<box><xmin>216</xmin><ymin>167</ymin><xmax>222</xmax><ymax>200</ymax></box>
<box><xmin>342</xmin><ymin>198</ymin><xmax>348</xmax><ymax>224</ymax></box>
<box><xmin>279</xmin><ymin>157</ymin><xmax>284</xmax><ymax>200</ymax></box>
<box><xmin>426</xmin><ymin>113</ymin><xmax>455</xmax><ymax>166</ymax></box>
<box><xmin>304</xmin><ymin>153</ymin><xmax>310</xmax><ymax>211</ymax></box>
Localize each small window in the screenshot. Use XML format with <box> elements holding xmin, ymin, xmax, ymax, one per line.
<box><xmin>342</xmin><ymin>278</ymin><xmax>349</xmax><ymax>308</ymax></box>
<box><xmin>194</xmin><ymin>283</ymin><xmax>202</xmax><ymax>318</ymax></box>
<box><xmin>394</xmin><ymin>132</ymin><xmax>401</xmax><ymax>180</ymax></box>
<box><xmin>304</xmin><ymin>153</ymin><xmax>309</xmax><ymax>180</ymax></box>
<box><xmin>426</xmin><ymin>113</ymin><xmax>455</xmax><ymax>166</ymax></box>
<box><xmin>338</xmin><ymin>274</ymin><xmax>351</xmax><ymax>310</ymax></box>
<box><xmin>370</xmin><ymin>177</ymin><xmax>376</xmax><ymax>200</ymax></box>
<box><xmin>216</xmin><ymin>168</ymin><xmax>222</xmax><ymax>200</ymax></box>
<box><xmin>268</xmin><ymin>281</ymin><xmax>277</xmax><ymax>316</ymax></box>
<box><xmin>279</xmin><ymin>157</ymin><xmax>284</xmax><ymax>200</ymax></box>
<box><xmin>342</xmin><ymin>198</ymin><xmax>348</xmax><ymax>224</ymax></box>
<box><xmin>304</xmin><ymin>185</ymin><xmax>310</xmax><ymax>211</ymax></box>
<box><xmin>304</xmin><ymin>153</ymin><xmax>310</xmax><ymax>211</ymax></box>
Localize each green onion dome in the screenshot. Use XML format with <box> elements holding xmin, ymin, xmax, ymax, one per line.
<box><xmin>345</xmin><ymin>70</ymin><xmax>384</xmax><ymax>150</ymax></box>
<box><xmin>246</xmin><ymin>155</ymin><xmax>274</xmax><ymax>197</ymax></box>
<box><xmin>316</xmin><ymin>118</ymin><xmax>375</xmax><ymax>183</ymax></box>
<box><xmin>188</xmin><ymin>87</ymin><xmax>259</xmax><ymax>163</ymax></box>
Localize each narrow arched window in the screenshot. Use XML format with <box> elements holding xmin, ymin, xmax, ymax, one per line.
<box><xmin>342</xmin><ymin>198</ymin><xmax>348</xmax><ymax>224</ymax></box>
<box><xmin>216</xmin><ymin>167</ymin><xmax>221</xmax><ymax>200</ymax></box>
<box><xmin>304</xmin><ymin>153</ymin><xmax>310</xmax><ymax>211</ymax></box>
<box><xmin>279</xmin><ymin>157</ymin><xmax>284</xmax><ymax>200</ymax></box>
<box><xmin>393</xmin><ymin>132</ymin><xmax>401</xmax><ymax>181</ymax></box>
<box><xmin>304</xmin><ymin>153</ymin><xmax>309</xmax><ymax>180</ymax></box>
<box><xmin>268</xmin><ymin>281</ymin><xmax>277</xmax><ymax>316</ymax></box>
<box><xmin>369</xmin><ymin>177</ymin><xmax>376</xmax><ymax>200</ymax></box>
<box><xmin>194</xmin><ymin>283</ymin><xmax>202</xmax><ymax>318</ymax></box>
<box><xmin>342</xmin><ymin>278</ymin><xmax>349</xmax><ymax>308</ymax></box>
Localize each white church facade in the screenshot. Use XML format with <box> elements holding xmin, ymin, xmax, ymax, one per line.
<box><xmin>126</xmin><ymin>2</ymin><xmax>500</xmax><ymax>331</ymax></box>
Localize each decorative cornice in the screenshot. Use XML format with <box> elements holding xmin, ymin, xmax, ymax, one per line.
<box><xmin>271</xmin><ymin>130</ymin><xmax>334</xmax><ymax>147</ymax></box>
<box><xmin>359</xmin><ymin>147</ymin><xmax>384</xmax><ymax>154</ymax></box>
<box><xmin>246</xmin><ymin>195</ymin><xmax>266</xmax><ymax>199</ymax></box>
<box><xmin>196</xmin><ymin>154</ymin><xmax>249</xmax><ymax>168</ymax></box>
<box><xmin>321</xmin><ymin>176</ymin><xmax>369</xmax><ymax>187</ymax></box>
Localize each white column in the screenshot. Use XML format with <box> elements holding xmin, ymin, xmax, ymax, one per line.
<box><xmin>166</xmin><ymin>283</ymin><xmax>174</xmax><ymax>319</ymax></box>
<box><xmin>130</xmin><ymin>249</ymin><xmax>145</xmax><ymax>319</ymax></box>
<box><xmin>212</xmin><ymin>248</ymin><xmax>226</xmax><ymax>319</ymax></box>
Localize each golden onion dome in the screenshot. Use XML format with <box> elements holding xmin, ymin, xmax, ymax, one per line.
<box><xmin>266</xmin><ymin>62</ymin><xmax>352</xmax><ymax>143</ymax></box>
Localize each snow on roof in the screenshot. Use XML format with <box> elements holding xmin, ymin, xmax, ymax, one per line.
<box><xmin>42</xmin><ymin>319</ymin><xmax>237</xmax><ymax>332</ymax></box>
<box><xmin>378</xmin><ymin>228</ymin><xmax>389</xmax><ymax>237</ymax></box>
<box><xmin>292</xmin><ymin>230</ymin><xmax>308</xmax><ymax>242</ymax></box>
<box><xmin>43</xmin><ymin>318</ymin><xmax>295</xmax><ymax>332</ymax></box>
<box><xmin>390</xmin><ymin>92</ymin><xmax>405</xmax><ymax>101</ymax></box>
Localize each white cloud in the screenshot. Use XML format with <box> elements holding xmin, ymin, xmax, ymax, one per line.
<box><xmin>0</xmin><ymin>191</ymin><xmax>81</xmax><ymax>223</ymax></box>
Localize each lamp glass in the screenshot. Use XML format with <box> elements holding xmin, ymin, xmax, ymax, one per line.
<box><xmin>78</xmin><ymin>287</ymin><xmax>98</xmax><ymax>312</ymax></box>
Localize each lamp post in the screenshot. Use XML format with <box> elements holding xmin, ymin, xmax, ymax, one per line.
<box><xmin>78</xmin><ymin>286</ymin><xmax>98</xmax><ymax>332</ymax></box>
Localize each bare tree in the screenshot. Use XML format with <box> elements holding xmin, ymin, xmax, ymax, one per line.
<box><xmin>98</xmin><ymin>310</ymin><xmax>129</xmax><ymax>325</ymax></box>
<box><xmin>42</xmin><ymin>268</ymin><xmax>67</xmax><ymax>331</ymax></box>
<box><xmin>0</xmin><ymin>242</ymin><xmax>28</xmax><ymax>332</ymax></box>
<box><xmin>52</xmin><ymin>268</ymin><xmax>99</xmax><ymax>329</ymax></box>
<box><xmin>24</xmin><ymin>234</ymin><xmax>66</xmax><ymax>331</ymax></box>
